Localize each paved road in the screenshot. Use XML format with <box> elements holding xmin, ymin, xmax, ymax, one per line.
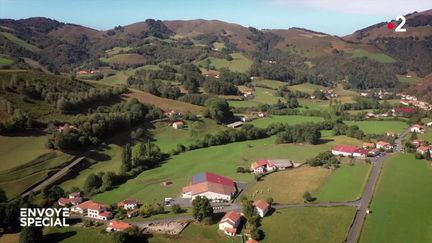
<box><xmin>21</xmin><ymin>156</ymin><xmax>86</xmax><ymax>197</ymax></box>
<box><xmin>345</xmin><ymin>127</ymin><xmax>410</xmax><ymax>243</ymax></box>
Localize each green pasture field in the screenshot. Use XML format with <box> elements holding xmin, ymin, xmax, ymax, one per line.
<box><xmin>197</xmin><ymin>52</ymin><xmax>252</xmax><ymax>73</ymax></box>
<box><xmin>261</xmin><ymin>207</ymin><xmax>356</xmax><ymax>243</ymax></box>
<box><xmin>315</xmin><ymin>163</ymin><xmax>371</xmax><ymax>202</ymax></box>
<box><xmin>0</xmin><ymin>152</ymin><xmax>73</xmax><ymax>198</ymax></box>
<box><xmin>92</xmin><ymin>135</ymin><xmax>361</xmax><ymax>204</ymax></box>
<box><xmin>360</xmin><ymin>154</ymin><xmax>432</xmax><ymax>243</ymax></box>
<box><xmin>44</xmin><ymin>225</ymin><xmax>113</xmax><ymax>243</ymax></box>
<box><xmin>348</xmin><ymin>49</ymin><xmax>395</xmax><ymax>63</ymax></box>
<box><xmin>0</xmin><ymin>56</ymin><xmax>13</xmax><ymax>67</ymax></box>
<box><xmin>252</xmin><ymin>79</ymin><xmax>286</xmax><ymax>89</ymax></box>
<box><xmin>345</xmin><ymin>120</ymin><xmax>408</xmax><ymax>134</ymax></box>
<box><xmin>288</xmin><ymin>83</ymin><xmax>326</xmax><ymax>94</ymax></box>
<box><xmin>397</xmin><ymin>74</ymin><xmax>420</xmax><ymax>84</ymax></box>
<box><xmin>248</xmin><ymin>115</ymin><xmax>324</xmax><ymax>128</ymax></box>
<box><xmin>100</xmin><ymin>53</ymin><xmax>146</xmax><ymax>65</ymax></box>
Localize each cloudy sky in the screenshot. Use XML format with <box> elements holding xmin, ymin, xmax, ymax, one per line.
<box><xmin>0</xmin><ymin>0</ymin><xmax>430</xmax><ymax>35</ymax></box>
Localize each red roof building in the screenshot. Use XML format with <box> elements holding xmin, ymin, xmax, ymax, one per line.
<box><xmin>253</xmin><ymin>200</ymin><xmax>270</xmax><ymax>217</ymax></box>
<box><xmin>106</xmin><ymin>220</ymin><xmax>131</xmax><ymax>232</ymax></box>
<box><xmin>182</xmin><ymin>172</ymin><xmax>236</xmax><ymax>201</ymax></box>
<box><xmin>331</xmin><ymin>145</ymin><xmax>359</xmax><ymax>156</ymax></box>
<box><xmin>219</xmin><ymin>211</ymin><xmax>242</xmax><ymax>236</ymax></box>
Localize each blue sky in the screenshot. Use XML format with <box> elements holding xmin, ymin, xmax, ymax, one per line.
<box><xmin>0</xmin><ymin>0</ymin><xmax>430</xmax><ymax>36</ymax></box>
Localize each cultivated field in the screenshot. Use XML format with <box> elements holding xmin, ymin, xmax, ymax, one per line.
<box><xmin>261</xmin><ymin>207</ymin><xmax>356</xmax><ymax>243</ymax></box>
<box><xmin>348</xmin><ymin>48</ymin><xmax>395</xmax><ymax>63</ymax></box>
<box><xmin>197</xmin><ymin>52</ymin><xmax>252</xmax><ymax>73</ymax></box>
<box><xmin>100</xmin><ymin>53</ymin><xmax>146</xmax><ymax>65</ymax></box>
<box><xmin>360</xmin><ymin>154</ymin><xmax>432</xmax><ymax>243</ymax></box>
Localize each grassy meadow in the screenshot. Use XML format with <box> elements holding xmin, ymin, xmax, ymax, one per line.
<box><xmin>348</xmin><ymin>49</ymin><xmax>395</xmax><ymax>63</ymax></box>
<box><xmin>315</xmin><ymin>163</ymin><xmax>371</xmax><ymax>202</ymax></box>
<box><xmin>360</xmin><ymin>154</ymin><xmax>432</xmax><ymax>243</ymax></box>
<box><xmin>197</xmin><ymin>52</ymin><xmax>252</xmax><ymax>73</ymax></box>
<box><xmin>345</xmin><ymin>120</ymin><xmax>408</xmax><ymax>134</ymax></box>
<box><xmin>248</xmin><ymin>115</ymin><xmax>324</xmax><ymax>128</ymax></box>
<box><xmin>0</xmin><ymin>32</ymin><xmax>41</xmax><ymax>52</ymax></box>
<box><xmin>261</xmin><ymin>207</ymin><xmax>356</xmax><ymax>243</ymax></box>
<box><xmin>92</xmin><ymin>135</ymin><xmax>361</xmax><ymax>204</ymax></box>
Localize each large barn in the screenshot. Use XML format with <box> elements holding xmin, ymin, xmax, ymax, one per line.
<box><xmin>182</xmin><ymin>172</ymin><xmax>237</xmax><ymax>201</ymax></box>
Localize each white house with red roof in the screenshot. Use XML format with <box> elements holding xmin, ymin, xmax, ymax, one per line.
<box><xmin>353</xmin><ymin>149</ymin><xmax>369</xmax><ymax>158</ymax></box>
<box><xmin>331</xmin><ymin>145</ymin><xmax>358</xmax><ymax>157</ymax></box>
<box><xmin>376</xmin><ymin>141</ymin><xmax>393</xmax><ymax>150</ymax></box>
<box><xmin>417</xmin><ymin>145</ymin><xmax>432</xmax><ymax>155</ymax></box>
<box><xmin>410</xmin><ymin>124</ymin><xmax>425</xmax><ymax>134</ymax></box>
<box><xmin>106</xmin><ymin>220</ymin><xmax>132</xmax><ymax>232</ymax></box>
<box><xmin>250</xmin><ymin>160</ymin><xmax>277</xmax><ymax>174</ymax></box>
<box><xmin>253</xmin><ymin>200</ymin><xmax>270</xmax><ymax>217</ymax></box>
<box><xmin>71</xmin><ymin>200</ymin><xmax>112</xmax><ymax>221</ymax></box>
<box><xmin>218</xmin><ymin>211</ymin><xmax>242</xmax><ymax>236</ymax></box>
<box><xmin>117</xmin><ymin>199</ymin><xmax>139</xmax><ymax>210</ymax></box>
<box><xmin>182</xmin><ymin>172</ymin><xmax>237</xmax><ymax>201</ymax></box>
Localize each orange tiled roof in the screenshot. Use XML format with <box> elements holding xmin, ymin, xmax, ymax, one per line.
<box><xmin>220</xmin><ymin>211</ymin><xmax>241</xmax><ymax>226</ymax></box>
<box><xmin>108</xmin><ymin>220</ymin><xmax>131</xmax><ymax>230</ymax></box>
<box><xmin>253</xmin><ymin>200</ymin><xmax>270</xmax><ymax>211</ymax></box>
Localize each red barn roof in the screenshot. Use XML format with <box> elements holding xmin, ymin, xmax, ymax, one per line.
<box><xmin>220</xmin><ymin>211</ymin><xmax>241</xmax><ymax>226</ymax></box>
<box><xmin>332</xmin><ymin>145</ymin><xmax>358</xmax><ymax>153</ymax></box>
<box><xmin>253</xmin><ymin>200</ymin><xmax>270</xmax><ymax>211</ymax></box>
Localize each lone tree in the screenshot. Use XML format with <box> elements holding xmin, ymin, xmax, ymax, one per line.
<box><xmin>192</xmin><ymin>196</ymin><xmax>213</xmax><ymax>222</ymax></box>
<box><xmin>20</xmin><ymin>226</ymin><xmax>43</xmax><ymax>243</ymax></box>
<box><xmin>303</xmin><ymin>191</ymin><xmax>314</xmax><ymax>202</ymax></box>
<box><xmin>140</xmin><ymin>203</ymin><xmax>155</xmax><ymax>217</ymax></box>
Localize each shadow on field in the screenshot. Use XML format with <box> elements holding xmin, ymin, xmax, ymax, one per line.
<box><xmin>44</xmin><ymin>231</ymin><xmax>77</xmax><ymax>242</ymax></box>
<box><xmin>317</xmin><ymin>138</ymin><xmax>334</xmax><ymax>144</ymax></box>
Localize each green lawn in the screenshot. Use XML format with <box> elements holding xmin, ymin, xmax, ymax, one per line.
<box><xmin>252</xmin><ymin>79</ymin><xmax>286</xmax><ymax>89</ymax></box>
<box><xmin>249</xmin><ymin>115</ymin><xmax>324</xmax><ymax>128</ymax></box>
<box><xmin>348</xmin><ymin>49</ymin><xmax>395</xmax><ymax>63</ymax></box>
<box><xmin>261</xmin><ymin>207</ymin><xmax>356</xmax><ymax>243</ymax></box>
<box><xmin>100</xmin><ymin>65</ymin><xmax>162</xmax><ymax>85</ymax></box>
<box><xmin>0</xmin><ymin>32</ymin><xmax>41</xmax><ymax>52</ymax></box>
<box><xmin>315</xmin><ymin>163</ymin><xmax>372</xmax><ymax>202</ymax></box>
<box><xmin>197</xmin><ymin>52</ymin><xmax>252</xmax><ymax>73</ymax></box>
<box><xmin>92</xmin><ymin>135</ymin><xmax>361</xmax><ymax>204</ymax></box>
<box><xmin>360</xmin><ymin>154</ymin><xmax>432</xmax><ymax>243</ymax></box>
<box><xmin>345</xmin><ymin>120</ymin><xmax>408</xmax><ymax>134</ymax></box>
<box><xmin>288</xmin><ymin>83</ymin><xmax>326</xmax><ymax>94</ymax></box>
<box><xmin>419</xmin><ymin>127</ymin><xmax>432</xmax><ymax>142</ymax></box>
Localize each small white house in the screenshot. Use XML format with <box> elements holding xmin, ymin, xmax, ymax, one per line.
<box><xmin>106</xmin><ymin>220</ymin><xmax>131</xmax><ymax>232</ymax></box>
<box><xmin>219</xmin><ymin>211</ymin><xmax>241</xmax><ymax>236</ymax></box>
<box><xmin>172</xmin><ymin>121</ymin><xmax>184</xmax><ymax>129</ymax></box>
<box><xmin>410</xmin><ymin>124</ymin><xmax>425</xmax><ymax>134</ymax></box>
<box><xmin>427</xmin><ymin>122</ymin><xmax>432</xmax><ymax>127</ymax></box>
<box><xmin>117</xmin><ymin>199</ymin><xmax>139</xmax><ymax>210</ymax></box>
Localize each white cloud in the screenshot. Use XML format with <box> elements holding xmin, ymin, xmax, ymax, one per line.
<box><xmin>268</xmin><ymin>0</ymin><xmax>432</xmax><ymax>15</ymax></box>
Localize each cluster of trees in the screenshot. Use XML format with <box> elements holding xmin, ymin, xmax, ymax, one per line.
<box><xmin>0</xmin><ymin>109</ymin><xmax>33</xmax><ymax>134</ymax></box>
<box><xmin>202</xmin><ymin>79</ymin><xmax>239</xmax><ymax>95</ymax></box>
<box><xmin>275</xmin><ymin>123</ymin><xmax>322</xmax><ymax>145</ymax></box>
<box><xmin>202</xmin><ymin>97</ymin><xmax>234</xmax><ymax>123</ymax></box>
<box><xmin>332</xmin><ymin>123</ymin><xmax>365</xmax><ymax>140</ymax></box>
<box><xmin>178</xmin><ymin>94</ymin><xmax>210</xmax><ymax>105</ymax></box>
<box><xmin>307</xmin><ymin>151</ymin><xmax>340</xmax><ymax>167</ymax></box>
<box><xmin>128</xmin><ymin>79</ymin><xmax>181</xmax><ymax>99</ymax></box>
<box><xmin>275</xmin><ymin>85</ymin><xmax>310</xmax><ymax>99</ymax></box>
<box><xmin>218</xmin><ymin>69</ymin><xmax>250</xmax><ymax>85</ymax></box>
<box><xmin>47</xmin><ymin>99</ymin><xmax>162</xmax><ymax>150</ymax></box>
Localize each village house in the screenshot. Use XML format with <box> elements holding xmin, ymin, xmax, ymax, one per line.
<box><xmin>71</xmin><ymin>200</ymin><xmax>112</xmax><ymax>221</ymax></box>
<box><xmin>182</xmin><ymin>172</ymin><xmax>237</xmax><ymax>201</ymax></box>
<box><xmin>250</xmin><ymin>160</ymin><xmax>277</xmax><ymax>174</ymax></box>
<box><xmin>369</xmin><ymin>148</ymin><xmax>381</xmax><ymax>156</ymax></box>
<box><xmin>106</xmin><ymin>220</ymin><xmax>132</xmax><ymax>232</ymax></box>
<box><xmin>58</xmin><ymin>192</ymin><xmax>83</xmax><ymax>207</ymax></box>
<box><xmin>376</xmin><ymin>141</ymin><xmax>393</xmax><ymax>150</ymax></box>
<box><xmin>362</xmin><ymin>142</ymin><xmax>376</xmax><ymax>149</ymax></box>
<box><xmin>410</xmin><ymin>124</ymin><xmax>425</xmax><ymax>134</ymax></box>
<box><xmin>386</xmin><ymin>132</ymin><xmax>396</xmax><ymax>137</ymax></box>
<box><xmin>172</xmin><ymin>121</ymin><xmax>184</xmax><ymax>129</ymax></box>
<box><xmin>331</xmin><ymin>145</ymin><xmax>359</xmax><ymax>157</ymax></box>
<box><xmin>76</xmin><ymin>70</ymin><xmax>89</xmax><ymax>75</ymax></box>
<box><xmin>218</xmin><ymin>211</ymin><xmax>242</xmax><ymax>236</ymax></box>
<box><xmin>427</xmin><ymin>122</ymin><xmax>432</xmax><ymax>127</ymax></box>
<box><xmin>411</xmin><ymin>139</ymin><xmax>423</xmax><ymax>147</ymax></box>
<box><xmin>417</xmin><ymin>145</ymin><xmax>431</xmax><ymax>155</ymax></box>
<box><xmin>353</xmin><ymin>149</ymin><xmax>369</xmax><ymax>158</ymax></box>
<box><xmin>240</xmin><ymin>116</ymin><xmax>252</xmax><ymax>122</ymax></box>
<box><xmin>257</xmin><ymin>112</ymin><xmax>266</xmax><ymax>118</ymax></box>
<box><xmin>268</xmin><ymin>159</ymin><xmax>294</xmax><ymax>170</ymax></box>
<box><xmin>117</xmin><ymin>199</ymin><xmax>139</xmax><ymax>210</ymax></box>
<box><xmin>57</xmin><ymin>124</ymin><xmax>78</xmax><ymax>133</ymax></box>
<box><xmin>253</xmin><ymin>200</ymin><xmax>270</xmax><ymax>217</ymax></box>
